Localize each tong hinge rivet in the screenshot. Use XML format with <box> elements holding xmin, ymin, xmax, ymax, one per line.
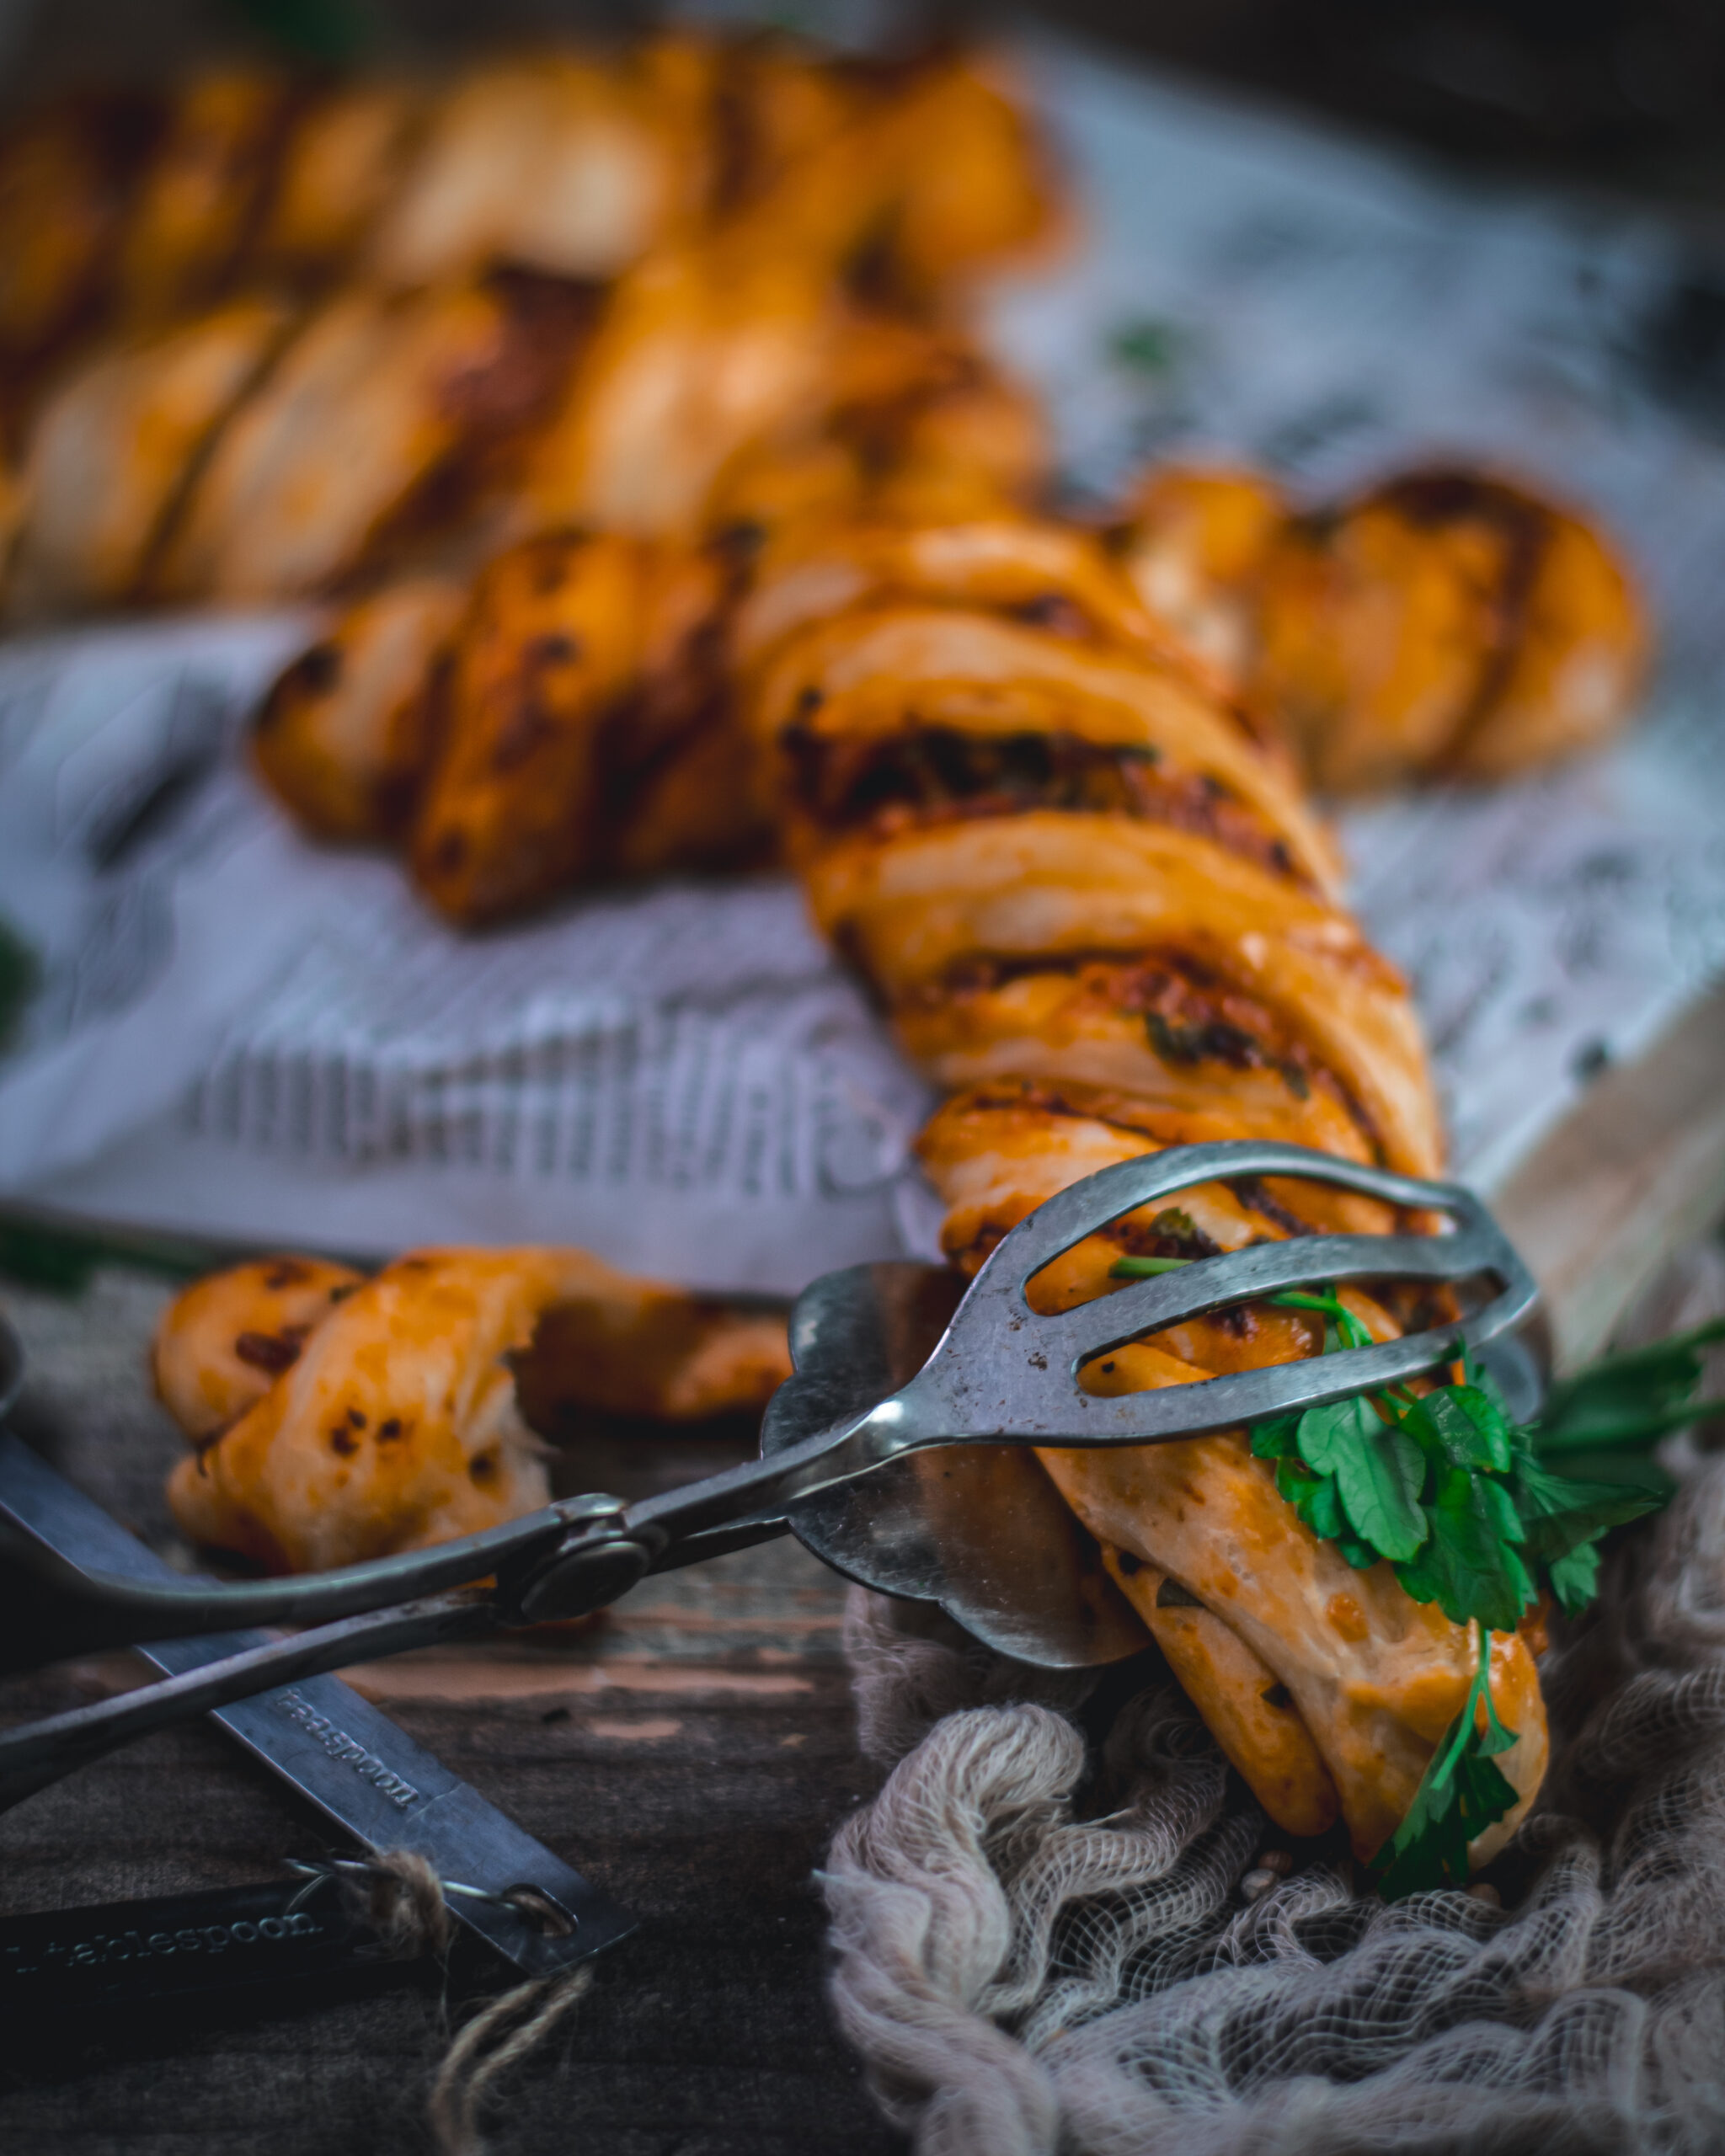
<box><xmin>508</xmin><ymin>1534</ymin><xmax>651</xmax><ymax>1626</ymax></box>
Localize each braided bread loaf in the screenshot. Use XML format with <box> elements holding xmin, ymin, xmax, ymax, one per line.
<box><xmin>735</xmin><ymin>512</ymin><xmax>1547</xmax><ymax>1867</ymax></box>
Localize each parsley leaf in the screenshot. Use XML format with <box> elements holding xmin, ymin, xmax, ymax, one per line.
<box><xmin>1505</xmin><ymin>1442</ymin><xmax>1669</xmax><ymax>1612</ymax></box>
<box><xmin>1250</xmin><ymin>1412</ymin><xmax>1302</xmax><ymax>1461</ymax></box>
<box><xmin>1373</xmin><ymin>1622</ymin><xmax>1521</xmax><ymax>1899</ymax></box>
<box><xmin>1545</xmin><ymin>1542</ymin><xmax>1599</xmax><ymax>1611</ymax></box>
<box><xmin>1375</xmin><ymin>1736</ymin><xmax>1521</xmax><ymax>1900</ymax></box>
<box><xmin>1102</xmin><ymin>1246</ymin><xmax>1714</xmax><ymax>1890</ymax></box>
<box><xmin>1274</xmin><ymin>1456</ymin><xmax>1344</xmax><ymax>1540</ymax></box>
<box><xmin>1296</xmin><ymin>1395</ymin><xmax>1427</xmax><ymax>1561</ymax></box>
<box><xmin>1394</xmin><ymin>1465</ymin><xmax>1534</xmax><ymax>1632</ymax></box>
<box><xmin>1404</xmin><ymin>1383</ymin><xmax>1512</xmax><ymax>1473</ymax></box>
<box><xmin>1530</xmin><ymin>1317</ymin><xmax>1725</xmax><ymax>1455</ymax></box>
<box><xmin>1105</xmin><ymin>1251</ymin><xmax>1697</xmax><ymax>1631</ymax></box>
<box><xmin>1108</xmin><ymin>318</ymin><xmax>1183</xmax><ymax>378</ymax></box>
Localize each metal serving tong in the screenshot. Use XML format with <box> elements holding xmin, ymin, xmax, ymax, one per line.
<box><xmin>0</xmin><ymin>1140</ymin><xmax>1541</xmax><ymax>1810</ymax></box>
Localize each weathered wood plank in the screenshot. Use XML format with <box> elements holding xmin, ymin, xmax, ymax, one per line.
<box><xmin>1494</xmin><ymin>982</ymin><xmax>1725</xmax><ymax>1370</ymax></box>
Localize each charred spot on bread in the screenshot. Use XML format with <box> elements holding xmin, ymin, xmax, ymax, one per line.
<box><xmin>919</xmin><ymin>947</ymin><xmax>1364</xmax><ymax>1133</ymax></box>
<box><xmin>489</xmin><ymin>697</ymin><xmax>558</xmax><ymax>772</ymax></box>
<box><xmin>1109</xmin><ymin>1205</ymin><xmax>1222</xmax><ymax>1263</ymax></box>
<box><xmin>429</xmin><ymin>825</ymin><xmax>466</xmax><ymax>873</ymax></box>
<box><xmin>232</xmin><ymin>1328</ymin><xmax>303</xmax><ymax>1374</ymax></box>
<box><xmin>1225</xmin><ymin>1175</ymin><xmax>1320</xmax><ymax>1239</ymax></box>
<box><xmin>784</xmin><ymin>724</ymin><xmax>1311</xmax><ymax>886</ymax></box>
<box><xmin>1007</xmin><ymin>591</ymin><xmax>1093</xmax><ymax>638</ymax></box>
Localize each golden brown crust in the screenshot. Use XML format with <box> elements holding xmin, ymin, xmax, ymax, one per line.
<box><xmin>916</xmin><ymin>1081</ymin><xmax>1407</xmax><ymax>1278</ymax></box>
<box><xmin>904</xmin><ymin>1071</ymin><xmax>1546</xmax><ymax>1862</ymax></box>
<box><xmin>112</xmin><ymin>71</ymin><xmax>300</xmax><ymax>328</ymax></box>
<box><xmin>152</xmin><ymin>276</ymin><xmax>590</xmax><ymax>604</ymax></box>
<box><xmin>862</xmin><ymin>55</ymin><xmax>1069</xmax><ymax>305</ymax></box>
<box><xmin>7</xmin><ymin>297</ymin><xmax>294</xmax><ymax>619</ymax></box>
<box><xmin>797</xmin><ymin>808</ymin><xmax>1434</xmax><ymax>1174</ymax></box>
<box><xmin>0</xmin><ymin>40</ymin><xmax>1065</xmax><ymax>626</ymax></box>
<box><xmin>516</xmin><ymin>1294</ymin><xmax>790</xmax><ymax>1426</ymax></box>
<box><xmin>153</xmin><ymin>1255</ymin><xmax>365</xmax><ymax>1446</ymax></box>
<box><xmin>1436</xmin><ymin>478</ymin><xmax>1648</xmax><ymax>782</ymax></box>
<box><xmin>585</xmin><ymin>536</ymin><xmax>767</xmax><ymax>878</ymax></box>
<box><xmin>515</xmin><ymin>238</ymin><xmax>839</xmax><ymax>540</ymax></box>
<box><xmin>745</xmin><ymin>591</ymin><xmax>1338</xmax><ymax>890</ymax></box>
<box><xmin>1046</xmin><ymin>1431</ymin><xmax>1546</xmax><ymax>1862</ymax></box>
<box><xmin>0</xmin><ymin>94</ymin><xmax>149</xmax><ymax>369</ymax></box>
<box><xmin>69</xmin><ymin>51</ymin><xmax>1613</xmax><ymax>1872</ymax></box>
<box><xmin>408</xmin><ymin>531</ymin><xmax>646</xmax><ymax>922</ymax></box>
<box><xmin>252</xmin><ymin>576</ymin><xmax>467</xmax><ymax>842</ymax></box>
<box><xmin>166</xmin><ymin>1248</ymin><xmax>574</xmax><ymax>1572</ymax></box>
<box><xmin>734</xmin><ymin>516</ymin><xmax>1209</xmax><ymax>680</ymax></box>
<box><xmin>161</xmin><ymin>1245</ymin><xmax>788</xmax><ymax>1573</ymax></box>
<box><xmin>1163</xmin><ymin>463</ymin><xmax>1653</xmax><ymax>795</ymax></box>
<box><xmin>1102</xmin><ymin>1545</ymin><xmax>1341</xmax><ymax>1838</ymax></box>
<box><xmin>362</xmin><ymin>56</ymin><xmax>689</xmax><ymax>290</ymax></box>
<box><xmin>255</xmin><ymin>82</ymin><xmax>427</xmax><ymax>279</ymax></box>
<box><xmin>1108</xmin><ymin>460</ymin><xmax>1648</xmax><ymax>793</ymax></box>
<box><xmin>1108</xmin><ymin>464</ymin><xmax>1288</xmax><ymax>688</ymax></box>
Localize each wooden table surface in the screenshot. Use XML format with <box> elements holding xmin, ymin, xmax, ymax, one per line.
<box><xmin>0</xmin><ymin>1267</ymin><xmax>904</xmax><ymax>2156</ymax></box>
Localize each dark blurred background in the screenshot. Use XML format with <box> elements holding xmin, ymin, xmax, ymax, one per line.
<box><xmin>4</xmin><ymin>0</ymin><xmax>1725</xmax><ymax>215</ymax></box>
<box><xmin>1062</xmin><ymin>0</ymin><xmax>1725</xmax><ymax>206</ymax></box>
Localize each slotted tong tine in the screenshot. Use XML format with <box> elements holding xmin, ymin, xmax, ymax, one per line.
<box><xmin>903</xmin><ymin>1139</ymin><xmax>1540</xmax><ymax>1445</ymax></box>
<box><xmin>0</xmin><ymin>1142</ymin><xmax>1541</xmax><ymax>1806</ymax></box>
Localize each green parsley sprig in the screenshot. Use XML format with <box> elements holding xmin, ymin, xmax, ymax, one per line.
<box><xmin>1108</xmin><ymin>1253</ymin><xmax>1725</xmax><ymax>1893</ymax></box>
<box><xmin>1373</xmin><ymin>1620</ymin><xmax>1521</xmax><ymax>1899</ymax></box>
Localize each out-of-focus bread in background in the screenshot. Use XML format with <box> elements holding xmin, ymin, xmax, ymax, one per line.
<box><xmin>7</xmin><ymin>295</ymin><xmax>291</xmax><ymax>614</ymax></box>
<box><xmin>1106</xmin><ymin>460</ymin><xmax>1648</xmax><ymax>794</ymax></box>
<box><xmin>0</xmin><ymin>35</ymin><xmax>1647</xmax><ymax>833</ymax></box>
<box><xmin>251</xmin><ymin>573</ymin><xmax>467</xmax><ymax>841</ymax></box>
<box><xmin>0</xmin><ymin>40</ymin><xmax>1065</xmax><ymax>620</ymax></box>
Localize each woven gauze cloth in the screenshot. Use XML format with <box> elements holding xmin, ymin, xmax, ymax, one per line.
<box><xmin>820</xmin><ymin>1444</ymin><xmax>1725</xmax><ymax>2156</ymax></box>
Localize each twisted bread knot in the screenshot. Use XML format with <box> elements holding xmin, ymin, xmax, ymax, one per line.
<box><xmin>740</xmin><ymin>512</ymin><xmax>1547</xmax><ymax>1869</ymax></box>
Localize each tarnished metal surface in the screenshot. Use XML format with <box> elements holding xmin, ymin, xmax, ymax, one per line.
<box><xmin>0</xmin><ymin>1427</ymin><xmax>634</xmax><ymax>1973</ymax></box>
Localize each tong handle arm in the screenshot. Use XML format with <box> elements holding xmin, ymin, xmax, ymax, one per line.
<box><xmin>0</xmin><ymin>1588</ymin><xmax>496</xmax><ymax>1816</ymax></box>
<box><xmin>508</xmin><ymin>1422</ymin><xmax>887</xmax><ymax>1624</ymax></box>
<box><xmin>0</xmin><ymin>1495</ymin><xmax>622</xmax><ymax>1648</ymax></box>
<box><xmin>632</xmin><ymin>1404</ymin><xmax>920</xmax><ymax>1541</ymax></box>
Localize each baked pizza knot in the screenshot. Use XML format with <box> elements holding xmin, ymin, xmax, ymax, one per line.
<box><xmin>159</xmin><ymin>1246</ymin><xmax>790</xmax><ymax>1576</ymax></box>
<box><xmin>1107</xmin><ymin>461</ymin><xmax>1648</xmax><ymax>793</ymax></box>
<box><xmin>0</xmin><ymin>39</ymin><xmax>1062</xmax><ymax>621</ymax></box>
<box><xmin>739</xmin><ymin>519</ymin><xmax>1547</xmax><ymax>1871</ymax></box>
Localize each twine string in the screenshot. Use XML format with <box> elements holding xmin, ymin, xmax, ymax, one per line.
<box><xmin>285</xmin><ymin>1849</ymin><xmax>593</xmax><ymax>2156</ymax></box>
<box><xmin>426</xmin><ymin>1963</ymin><xmax>595</xmax><ymax>2156</ymax></box>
